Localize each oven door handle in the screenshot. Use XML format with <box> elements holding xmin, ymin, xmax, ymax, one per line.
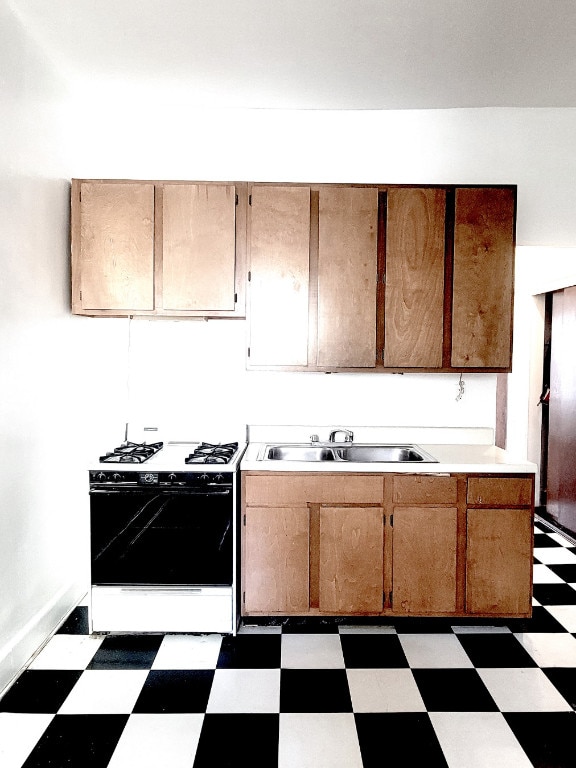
<box><xmin>89</xmin><ymin>487</ymin><xmax>232</xmax><ymax>496</ymax></box>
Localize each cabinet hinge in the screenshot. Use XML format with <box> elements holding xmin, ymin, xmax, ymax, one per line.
<box><xmin>390</xmin><ymin>514</ymin><xmax>393</xmax><ymax>527</ymax></box>
<box><xmin>243</xmin><ymin>514</ymin><xmax>246</xmax><ymax>526</ymax></box>
<box><xmin>243</xmin><ymin>591</ymin><xmax>245</xmax><ymax>604</ymax></box>
<box><xmin>247</xmin><ymin>347</ymin><xmax>251</xmax><ymax>358</ymax></box>
<box><xmin>381</xmin><ymin>273</ymin><xmax>386</xmax><ymax>285</ymax></box>
<box><xmin>383</xmin><ymin>514</ymin><xmax>386</xmax><ymax>526</ymax></box>
<box><xmin>249</xmin><ymin>194</ymin><xmax>252</xmax><ymax>205</ymax></box>
<box><xmin>234</xmin><ymin>293</ymin><xmax>237</xmax><ymax>304</ymax></box>
<box><xmin>79</xmin><ymin>290</ymin><xmax>82</xmax><ymax>301</ymax></box>
<box><xmin>381</xmin><ymin>349</ymin><xmax>385</xmax><ymax>362</ymax></box>
<box><xmin>235</xmin><ymin>193</ymin><xmax>238</xmax><ymax>205</ymax></box>
<box><xmin>248</xmin><ymin>271</ymin><xmax>251</xmax><ymax>282</ymax></box>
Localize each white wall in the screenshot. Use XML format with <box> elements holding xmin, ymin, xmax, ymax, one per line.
<box><xmin>0</xmin><ymin>2</ymin><xmax>127</xmax><ymax>693</ymax></box>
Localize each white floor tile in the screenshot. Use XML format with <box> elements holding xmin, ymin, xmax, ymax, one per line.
<box><xmin>346</xmin><ymin>668</ymin><xmax>426</xmax><ymax>712</ymax></box>
<box><xmin>451</xmin><ymin>625</ymin><xmax>511</xmax><ymax>634</ymax></box>
<box><xmin>206</xmin><ymin>668</ymin><xmax>280</xmax><ymax>713</ymax></box>
<box><xmin>279</xmin><ymin>713</ymin><xmax>363</xmax><ymax>768</ymax></box>
<box><xmin>107</xmin><ymin>714</ymin><xmax>204</xmax><ymax>768</ymax></box>
<box><xmin>0</xmin><ymin>713</ymin><xmax>53</xmax><ymax>768</ymax></box>
<box><xmin>544</xmin><ymin>604</ymin><xmax>576</xmax><ymax>633</ymax></box>
<box><xmin>430</xmin><ymin>712</ymin><xmax>533</xmax><ymax>768</ymax></box>
<box><xmin>513</xmin><ymin>632</ymin><xmax>576</xmax><ymax>667</ymax></box>
<box><xmin>398</xmin><ymin>633</ymin><xmax>474</xmax><ymax>668</ymax></box>
<box><xmin>281</xmin><ymin>634</ymin><xmax>345</xmax><ymax>668</ymax></box>
<box><xmin>152</xmin><ymin>634</ymin><xmax>222</xmax><ymax>669</ymax></box>
<box><xmin>533</xmin><ymin>547</ymin><xmax>576</xmax><ymax>565</ymax></box>
<box><xmin>532</xmin><ymin>563</ymin><xmax>565</xmax><ymax>584</ymax></box>
<box><xmin>238</xmin><ymin>624</ymin><xmax>282</xmax><ymax>634</ymax></box>
<box><xmin>58</xmin><ymin>670</ymin><xmax>149</xmax><ymax>714</ymax></box>
<box><xmin>28</xmin><ymin>634</ymin><xmax>103</xmax><ymax>670</ymax></box>
<box><xmin>478</xmin><ymin>668</ymin><xmax>572</xmax><ymax>711</ymax></box>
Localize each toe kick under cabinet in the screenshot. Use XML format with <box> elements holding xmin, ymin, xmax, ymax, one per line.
<box><xmin>241</xmin><ymin>471</ymin><xmax>534</xmax><ymax>618</ymax></box>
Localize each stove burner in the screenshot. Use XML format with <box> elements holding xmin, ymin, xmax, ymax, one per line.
<box><xmin>185</xmin><ymin>442</ymin><xmax>238</xmax><ymax>465</ymax></box>
<box><xmin>99</xmin><ymin>441</ymin><xmax>164</xmax><ymax>464</ymax></box>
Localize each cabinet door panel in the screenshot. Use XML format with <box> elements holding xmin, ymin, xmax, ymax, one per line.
<box><xmin>384</xmin><ymin>188</ymin><xmax>446</xmax><ymax>367</ymax></box>
<box><xmin>243</xmin><ymin>507</ymin><xmax>309</xmax><ymax>613</ymax></box>
<box><xmin>248</xmin><ymin>185</ymin><xmax>310</xmax><ymax>366</ymax></box>
<box><xmin>317</xmin><ymin>188</ymin><xmax>378</xmax><ymax>368</ymax></box>
<box><xmin>162</xmin><ymin>184</ymin><xmax>236</xmax><ymax>311</ymax></box>
<box><xmin>452</xmin><ymin>187</ymin><xmax>515</xmax><ymax>368</ymax></box>
<box><xmin>466</xmin><ymin>508</ymin><xmax>532</xmax><ymax>615</ymax></box>
<box><xmin>393</xmin><ymin>507</ymin><xmax>458</xmax><ymax>614</ymax></box>
<box><xmin>79</xmin><ymin>182</ymin><xmax>154</xmax><ymax>310</ymax></box>
<box><xmin>319</xmin><ymin>506</ymin><xmax>383</xmax><ymax>613</ymax></box>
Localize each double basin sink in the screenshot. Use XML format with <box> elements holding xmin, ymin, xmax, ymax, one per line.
<box><xmin>260</xmin><ymin>443</ymin><xmax>437</xmax><ymax>463</ymax></box>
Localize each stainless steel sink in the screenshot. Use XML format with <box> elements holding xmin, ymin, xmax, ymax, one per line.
<box><xmin>260</xmin><ymin>443</ymin><xmax>437</xmax><ymax>463</ymax></box>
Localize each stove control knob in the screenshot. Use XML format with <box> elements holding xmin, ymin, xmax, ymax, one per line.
<box><xmin>168</xmin><ymin>473</ymin><xmax>177</xmax><ymax>483</ymax></box>
<box><xmin>96</xmin><ymin>472</ymin><xmax>107</xmax><ymax>482</ymax></box>
<box><xmin>214</xmin><ymin>474</ymin><xmax>224</xmax><ymax>483</ymax></box>
<box><xmin>199</xmin><ymin>473</ymin><xmax>210</xmax><ymax>483</ymax></box>
<box><xmin>112</xmin><ymin>473</ymin><xmax>122</xmax><ymax>483</ymax></box>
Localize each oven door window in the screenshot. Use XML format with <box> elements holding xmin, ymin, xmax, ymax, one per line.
<box><xmin>90</xmin><ymin>490</ymin><xmax>233</xmax><ymax>586</ymax></box>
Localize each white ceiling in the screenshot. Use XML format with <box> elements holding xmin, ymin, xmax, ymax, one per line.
<box><xmin>8</xmin><ymin>0</ymin><xmax>576</xmax><ymax>109</ymax></box>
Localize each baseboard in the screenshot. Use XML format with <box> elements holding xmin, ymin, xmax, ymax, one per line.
<box><xmin>0</xmin><ymin>580</ymin><xmax>86</xmax><ymax>698</ymax></box>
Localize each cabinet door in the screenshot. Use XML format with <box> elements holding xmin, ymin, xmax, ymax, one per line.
<box><xmin>161</xmin><ymin>184</ymin><xmax>237</xmax><ymax>311</ymax></box>
<box><xmin>384</xmin><ymin>188</ymin><xmax>446</xmax><ymax>367</ymax></box>
<box><xmin>466</xmin><ymin>508</ymin><xmax>532</xmax><ymax>615</ymax></box>
<box><xmin>243</xmin><ymin>507</ymin><xmax>309</xmax><ymax>613</ymax></box>
<box><xmin>392</xmin><ymin>506</ymin><xmax>458</xmax><ymax>614</ymax></box>
<box><xmin>452</xmin><ymin>187</ymin><xmax>515</xmax><ymax>368</ymax></box>
<box><xmin>77</xmin><ymin>181</ymin><xmax>155</xmax><ymax>311</ymax></box>
<box><xmin>319</xmin><ymin>506</ymin><xmax>384</xmax><ymax>613</ymax></box>
<box><xmin>317</xmin><ymin>187</ymin><xmax>378</xmax><ymax>368</ymax></box>
<box><xmin>247</xmin><ymin>185</ymin><xmax>311</xmax><ymax>366</ymax></box>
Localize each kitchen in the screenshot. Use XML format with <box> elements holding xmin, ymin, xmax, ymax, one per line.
<box><xmin>3</xmin><ymin>1</ymin><xmax>576</xmax><ymax>766</ymax></box>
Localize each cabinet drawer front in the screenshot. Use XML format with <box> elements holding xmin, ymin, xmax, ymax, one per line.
<box><xmin>467</xmin><ymin>477</ymin><xmax>533</xmax><ymax>506</ymax></box>
<box><xmin>244</xmin><ymin>474</ymin><xmax>383</xmax><ymax>506</ymax></box>
<box><xmin>392</xmin><ymin>475</ymin><xmax>457</xmax><ymax>504</ymax></box>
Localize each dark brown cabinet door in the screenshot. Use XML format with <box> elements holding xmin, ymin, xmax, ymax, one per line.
<box><xmin>384</xmin><ymin>188</ymin><xmax>446</xmax><ymax>368</ymax></box>
<box><xmin>451</xmin><ymin>187</ymin><xmax>515</xmax><ymax>369</ymax></box>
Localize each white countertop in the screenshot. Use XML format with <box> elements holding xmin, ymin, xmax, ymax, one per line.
<box><xmin>240</xmin><ymin>426</ymin><xmax>537</xmax><ymax>474</ymax></box>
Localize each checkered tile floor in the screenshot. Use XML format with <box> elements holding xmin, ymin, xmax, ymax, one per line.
<box><xmin>2</xmin><ymin>519</ymin><xmax>576</xmax><ymax>767</ymax></box>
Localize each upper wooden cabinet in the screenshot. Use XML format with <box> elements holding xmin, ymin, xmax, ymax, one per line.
<box><xmin>246</xmin><ymin>183</ymin><xmax>516</xmax><ymax>373</ymax></box>
<box><xmin>71</xmin><ymin>179</ymin><xmax>247</xmax><ymax>317</ymax></box>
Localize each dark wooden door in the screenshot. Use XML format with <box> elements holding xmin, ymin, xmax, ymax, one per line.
<box><xmin>547</xmin><ymin>285</ymin><xmax>576</xmax><ymax>535</ymax></box>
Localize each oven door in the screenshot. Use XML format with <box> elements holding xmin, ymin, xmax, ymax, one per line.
<box><xmin>89</xmin><ymin>487</ymin><xmax>233</xmax><ymax>587</ymax></box>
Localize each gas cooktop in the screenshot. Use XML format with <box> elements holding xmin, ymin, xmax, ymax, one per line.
<box><xmin>91</xmin><ymin>440</ymin><xmax>246</xmax><ymax>473</ymax></box>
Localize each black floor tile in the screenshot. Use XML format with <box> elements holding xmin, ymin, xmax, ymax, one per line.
<box><xmin>456</xmin><ymin>633</ymin><xmax>538</xmax><ymax>667</ymax></box>
<box><xmin>547</xmin><ymin>563</ymin><xmax>576</xmax><ymax>582</ymax></box>
<box><xmin>21</xmin><ymin>714</ymin><xmax>128</xmax><ymax>768</ymax></box>
<box><xmin>339</xmin><ymin>633</ymin><xmax>409</xmax><ymax>668</ymax></box>
<box><xmin>532</xmin><ymin>583</ymin><xmax>576</xmax><ymax>605</ymax></box>
<box><xmin>280</xmin><ymin>669</ymin><xmax>352</xmax><ymax>712</ymax></box>
<box><xmin>412</xmin><ymin>669</ymin><xmax>499</xmax><ymax>712</ymax></box>
<box><xmin>217</xmin><ymin>633</ymin><xmax>282</xmax><ymax>668</ymax></box>
<box><xmin>87</xmin><ymin>634</ymin><xmax>163</xmax><ymax>669</ymax></box>
<box><xmin>533</xmin><ymin>532</ymin><xmax>561</xmax><ymax>547</ymax></box>
<box><xmin>505</xmin><ymin>712</ymin><xmax>576</xmax><ymax>768</ymax></box>
<box><xmin>542</xmin><ymin>668</ymin><xmax>576</xmax><ymax>709</ymax></box>
<box><xmin>506</xmin><ymin>606</ymin><xmax>568</xmax><ymax>633</ymax></box>
<box><xmin>56</xmin><ymin>606</ymin><xmax>89</xmax><ymax>635</ymax></box>
<box><xmin>355</xmin><ymin>713</ymin><xmax>448</xmax><ymax>768</ymax></box>
<box><xmin>193</xmin><ymin>713</ymin><xmax>279</xmax><ymax>768</ymax></box>
<box><xmin>280</xmin><ymin>617</ymin><xmax>342</xmax><ymax>633</ymax></box>
<box><xmin>0</xmin><ymin>670</ymin><xmax>83</xmax><ymax>713</ymax></box>
<box><xmin>132</xmin><ymin>670</ymin><xmax>214</xmax><ymax>713</ymax></box>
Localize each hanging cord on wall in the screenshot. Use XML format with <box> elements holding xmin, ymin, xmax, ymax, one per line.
<box><xmin>456</xmin><ymin>373</ymin><xmax>465</xmax><ymax>402</ymax></box>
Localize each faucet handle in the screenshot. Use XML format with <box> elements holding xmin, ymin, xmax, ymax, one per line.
<box><xmin>310</xmin><ymin>434</ymin><xmax>320</xmax><ymax>443</ymax></box>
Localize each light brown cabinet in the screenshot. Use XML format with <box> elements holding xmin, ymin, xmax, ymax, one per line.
<box><xmin>71</xmin><ymin>179</ymin><xmax>246</xmax><ymax>317</ymax></box>
<box><xmin>241</xmin><ymin>471</ymin><xmax>533</xmax><ymax>618</ymax></box>
<box><xmin>247</xmin><ymin>183</ymin><xmax>515</xmax><ymax>373</ymax></box>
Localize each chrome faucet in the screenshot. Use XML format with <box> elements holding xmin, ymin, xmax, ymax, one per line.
<box><xmin>328</xmin><ymin>428</ymin><xmax>354</xmax><ymax>443</ymax></box>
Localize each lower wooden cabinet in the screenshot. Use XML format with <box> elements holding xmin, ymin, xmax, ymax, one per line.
<box><xmin>241</xmin><ymin>471</ymin><xmax>534</xmax><ymax>618</ymax></box>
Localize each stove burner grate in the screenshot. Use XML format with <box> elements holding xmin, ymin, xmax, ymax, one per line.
<box><xmin>185</xmin><ymin>442</ymin><xmax>238</xmax><ymax>465</ymax></box>
<box><xmin>99</xmin><ymin>441</ymin><xmax>164</xmax><ymax>464</ymax></box>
